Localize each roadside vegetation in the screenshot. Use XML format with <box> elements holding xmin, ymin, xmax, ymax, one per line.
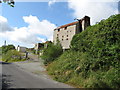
<box><xmin>46</xmin><ymin>14</ymin><xmax>120</xmax><ymax>88</ymax></box>
<box><xmin>0</xmin><ymin>47</ymin><xmax>2</xmax><ymax>60</ymax></box>
<box><xmin>1</xmin><ymin>45</ymin><xmax>26</xmax><ymax>62</ymax></box>
<box><xmin>41</xmin><ymin>42</ymin><xmax>63</xmax><ymax>65</ymax></box>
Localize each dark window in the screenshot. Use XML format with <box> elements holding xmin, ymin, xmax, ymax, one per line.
<box><xmin>62</xmin><ymin>39</ymin><xmax>63</xmax><ymax>41</ymax></box>
<box><xmin>66</xmin><ymin>38</ymin><xmax>68</xmax><ymax>40</ymax></box>
<box><xmin>58</xmin><ymin>29</ymin><xmax>60</xmax><ymax>32</ymax></box>
<box><xmin>67</xmin><ymin>35</ymin><xmax>68</xmax><ymax>37</ymax></box>
<box><xmin>64</xmin><ymin>27</ymin><xmax>67</xmax><ymax>30</ymax></box>
<box><xmin>62</xmin><ymin>36</ymin><xmax>64</xmax><ymax>38</ymax></box>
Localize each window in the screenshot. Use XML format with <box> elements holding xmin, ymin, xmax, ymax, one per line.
<box><xmin>62</xmin><ymin>36</ymin><xmax>64</xmax><ymax>38</ymax></box>
<box><xmin>58</xmin><ymin>29</ymin><xmax>60</xmax><ymax>32</ymax></box>
<box><xmin>62</xmin><ymin>39</ymin><xmax>63</xmax><ymax>41</ymax></box>
<box><xmin>66</xmin><ymin>38</ymin><xmax>68</xmax><ymax>40</ymax></box>
<box><xmin>64</xmin><ymin>27</ymin><xmax>67</xmax><ymax>30</ymax></box>
<box><xmin>67</xmin><ymin>35</ymin><xmax>68</xmax><ymax>37</ymax></box>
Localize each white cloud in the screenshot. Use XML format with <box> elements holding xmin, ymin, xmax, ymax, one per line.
<box><xmin>23</xmin><ymin>15</ymin><xmax>56</xmax><ymax>40</ymax></box>
<box><xmin>68</xmin><ymin>0</ymin><xmax>118</xmax><ymax>25</ymax></box>
<box><xmin>0</xmin><ymin>16</ymin><xmax>13</xmax><ymax>32</ymax></box>
<box><xmin>48</xmin><ymin>0</ymin><xmax>57</xmax><ymax>6</ymax></box>
<box><xmin>0</xmin><ymin>15</ymin><xmax>56</xmax><ymax>45</ymax></box>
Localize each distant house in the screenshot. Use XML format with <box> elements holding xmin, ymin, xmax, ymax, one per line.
<box><xmin>53</xmin><ymin>16</ymin><xmax>90</xmax><ymax>50</ymax></box>
<box><xmin>44</xmin><ymin>41</ymin><xmax>52</xmax><ymax>48</ymax></box>
<box><xmin>34</xmin><ymin>43</ymin><xmax>44</xmax><ymax>54</ymax></box>
<box><xmin>17</xmin><ymin>45</ymin><xmax>26</xmax><ymax>53</ymax></box>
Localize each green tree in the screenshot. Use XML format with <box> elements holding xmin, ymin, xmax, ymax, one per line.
<box><xmin>2</xmin><ymin>45</ymin><xmax>15</xmax><ymax>54</ymax></box>
<box><xmin>41</xmin><ymin>42</ymin><xmax>63</xmax><ymax>65</ymax></box>
<box><xmin>0</xmin><ymin>0</ymin><xmax>15</xmax><ymax>7</ymax></box>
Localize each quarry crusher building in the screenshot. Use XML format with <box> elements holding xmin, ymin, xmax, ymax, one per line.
<box><xmin>53</xmin><ymin>16</ymin><xmax>90</xmax><ymax>50</ymax></box>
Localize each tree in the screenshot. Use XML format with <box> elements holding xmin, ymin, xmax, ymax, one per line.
<box><xmin>41</xmin><ymin>42</ymin><xmax>63</xmax><ymax>65</ymax></box>
<box><xmin>2</xmin><ymin>44</ymin><xmax>15</xmax><ymax>54</ymax></box>
<box><xmin>0</xmin><ymin>0</ymin><xmax>15</xmax><ymax>7</ymax></box>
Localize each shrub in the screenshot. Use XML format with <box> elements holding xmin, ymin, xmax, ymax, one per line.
<box><xmin>47</xmin><ymin>14</ymin><xmax>120</xmax><ymax>88</ymax></box>
<box><xmin>2</xmin><ymin>50</ymin><xmax>25</xmax><ymax>62</ymax></box>
<box><xmin>2</xmin><ymin>45</ymin><xmax>15</xmax><ymax>54</ymax></box>
<box><xmin>41</xmin><ymin>43</ymin><xmax>63</xmax><ymax>65</ymax></box>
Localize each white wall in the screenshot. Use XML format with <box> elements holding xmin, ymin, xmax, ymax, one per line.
<box><xmin>17</xmin><ymin>47</ymin><xmax>26</xmax><ymax>53</ymax></box>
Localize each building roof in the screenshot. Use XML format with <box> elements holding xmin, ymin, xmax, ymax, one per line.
<box><xmin>54</xmin><ymin>21</ymin><xmax>79</xmax><ymax>30</ymax></box>
<box><xmin>44</xmin><ymin>41</ymin><xmax>52</xmax><ymax>44</ymax></box>
<box><xmin>54</xmin><ymin>16</ymin><xmax>90</xmax><ymax>31</ymax></box>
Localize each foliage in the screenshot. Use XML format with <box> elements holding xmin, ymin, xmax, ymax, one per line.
<box><xmin>2</xmin><ymin>45</ymin><xmax>15</xmax><ymax>54</ymax></box>
<box><xmin>0</xmin><ymin>47</ymin><xmax>2</xmax><ymax>55</ymax></box>
<box><xmin>47</xmin><ymin>14</ymin><xmax>120</xmax><ymax>88</ymax></box>
<box><xmin>2</xmin><ymin>50</ymin><xmax>25</xmax><ymax>62</ymax></box>
<box><xmin>41</xmin><ymin>42</ymin><xmax>63</xmax><ymax>65</ymax></box>
<box><xmin>0</xmin><ymin>0</ymin><xmax>15</xmax><ymax>7</ymax></box>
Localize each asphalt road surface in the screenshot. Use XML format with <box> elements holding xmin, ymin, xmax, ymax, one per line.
<box><xmin>1</xmin><ymin>61</ymin><xmax>73</xmax><ymax>89</ymax></box>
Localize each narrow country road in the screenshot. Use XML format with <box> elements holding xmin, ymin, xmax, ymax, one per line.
<box><xmin>1</xmin><ymin>53</ymin><xmax>73</xmax><ymax>89</ymax></box>
<box><xmin>1</xmin><ymin>61</ymin><xmax>73</xmax><ymax>89</ymax></box>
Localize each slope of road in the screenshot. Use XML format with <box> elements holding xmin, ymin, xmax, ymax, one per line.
<box><xmin>1</xmin><ymin>53</ymin><xmax>74</xmax><ymax>89</ymax></box>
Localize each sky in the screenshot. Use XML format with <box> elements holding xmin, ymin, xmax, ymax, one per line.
<box><xmin>0</xmin><ymin>0</ymin><xmax>119</xmax><ymax>48</ymax></box>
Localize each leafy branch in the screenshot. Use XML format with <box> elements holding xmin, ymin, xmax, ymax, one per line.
<box><xmin>0</xmin><ymin>0</ymin><xmax>15</xmax><ymax>7</ymax></box>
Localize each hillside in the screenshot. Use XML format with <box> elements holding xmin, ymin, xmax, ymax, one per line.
<box><xmin>47</xmin><ymin>14</ymin><xmax>120</xmax><ymax>88</ymax></box>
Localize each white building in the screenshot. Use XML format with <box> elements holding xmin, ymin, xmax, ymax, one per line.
<box><xmin>17</xmin><ymin>45</ymin><xmax>26</xmax><ymax>53</ymax></box>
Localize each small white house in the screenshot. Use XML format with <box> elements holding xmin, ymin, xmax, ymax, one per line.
<box><xmin>17</xmin><ymin>45</ymin><xmax>26</xmax><ymax>53</ymax></box>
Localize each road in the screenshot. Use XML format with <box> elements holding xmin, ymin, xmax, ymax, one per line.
<box><xmin>1</xmin><ymin>61</ymin><xmax>73</xmax><ymax>89</ymax></box>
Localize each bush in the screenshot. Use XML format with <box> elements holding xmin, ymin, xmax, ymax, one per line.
<box><xmin>41</xmin><ymin>43</ymin><xmax>63</xmax><ymax>65</ymax></box>
<box><xmin>2</xmin><ymin>50</ymin><xmax>25</xmax><ymax>62</ymax></box>
<box><xmin>47</xmin><ymin>14</ymin><xmax>120</xmax><ymax>88</ymax></box>
<box><xmin>2</xmin><ymin>45</ymin><xmax>15</xmax><ymax>54</ymax></box>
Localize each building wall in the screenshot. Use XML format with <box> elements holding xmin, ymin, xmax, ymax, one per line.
<box><xmin>34</xmin><ymin>43</ymin><xmax>44</xmax><ymax>54</ymax></box>
<box><xmin>53</xmin><ymin>16</ymin><xmax>90</xmax><ymax>50</ymax></box>
<box><xmin>82</xmin><ymin>16</ymin><xmax>90</xmax><ymax>31</ymax></box>
<box><xmin>17</xmin><ymin>47</ymin><xmax>26</xmax><ymax>53</ymax></box>
<box><xmin>34</xmin><ymin>43</ymin><xmax>44</xmax><ymax>50</ymax></box>
<box><xmin>53</xmin><ymin>25</ymin><xmax>76</xmax><ymax>49</ymax></box>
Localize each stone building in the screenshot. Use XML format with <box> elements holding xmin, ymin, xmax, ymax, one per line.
<box><xmin>53</xmin><ymin>16</ymin><xmax>90</xmax><ymax>50</ymax></box>
<box><xmin>44</xmin><ymin>41</ymin><xmax>52</xmax><ymax>48</ymax></box>
<box><xmin>34</xmin><ymin>43</ymin><xmax>44</xmax><ymax>54</ymax></box>
<box><xmin>17</xmin><ymin>45</ymin><xmax>26</xmax><ymax>53</ymax></box>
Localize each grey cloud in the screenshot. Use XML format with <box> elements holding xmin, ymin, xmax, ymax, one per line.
<box><xmin>0</xmin><ymin>22</ymin><xmax>13</xmax><ymax>32</ymax></box>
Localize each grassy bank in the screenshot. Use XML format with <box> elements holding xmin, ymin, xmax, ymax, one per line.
<box><xmin>2</xmin><ymin>50</ymin><xmax>26</xmax><ymax>62</ymax></box>
<box><xmin>47</xmin><ymin>14</ymin><xmax>120</xmax><ymax>88</ymax></box>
